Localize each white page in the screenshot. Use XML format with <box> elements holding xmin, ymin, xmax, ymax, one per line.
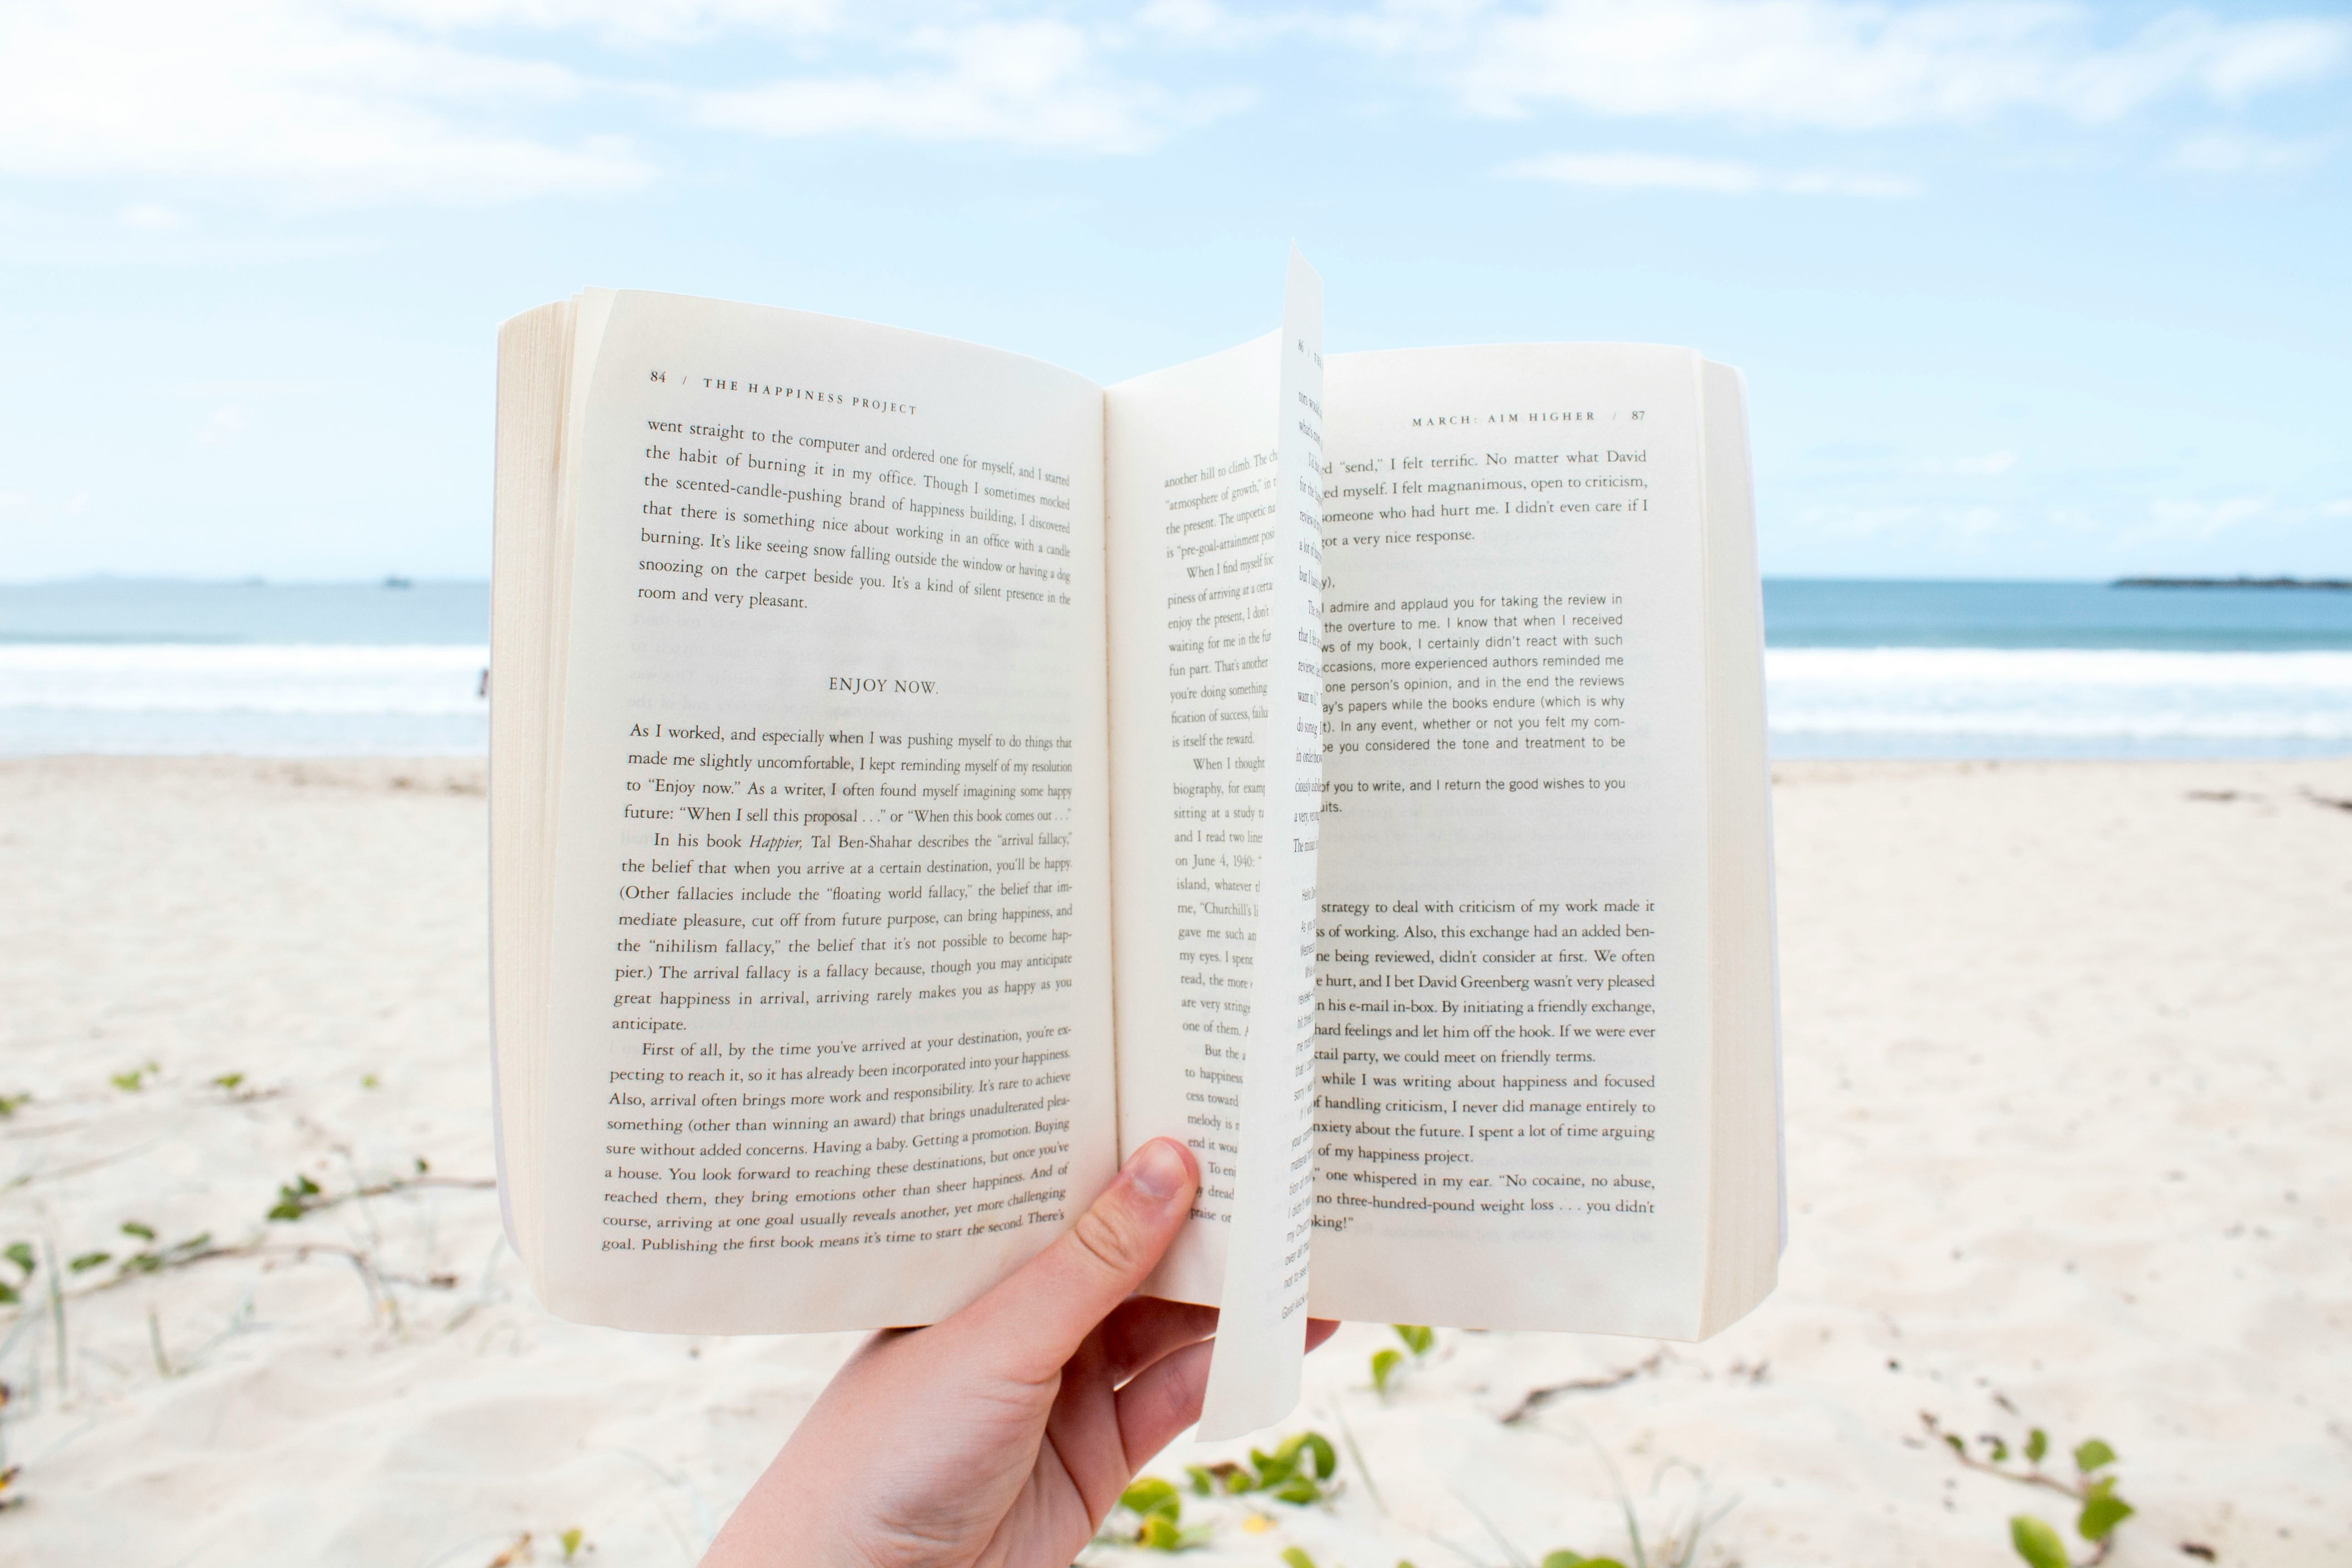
<box><xmin>532</xmin><ymin>291</ymin><xmax>1117</xmax><ymax>1333</ymax></box>
<box><xmin>1305</xmin><ymin>344</ymin><xmax>1716</xmax><ymax>1337</ymax></box>
<box><xmin>1105</xmin><ymin>255</ymin><xmax>1324</xmax><ymax>1436</ymax></box>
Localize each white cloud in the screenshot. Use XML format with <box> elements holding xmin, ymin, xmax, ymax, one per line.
<box><xmin>0</xmin><ymin>0</ymin><xmax>650</xmax><ymax>202</ymax></box>
<box><xmin>2147</xmin><ymin>495</ymin><xmax>2270</xmax><ymax>540</ymax></box>
<box><xmin>1505</xmin><ymin>150</ymin><xmax>1917</xmax><ymax>196</ymax></box>
<box><xmin>352</xmin><ymin>0</ymin><xmax>841</xmax><ymax>45</ymax></box>
<box><xmin>2173</xmin><ymin>128</ymin><xmax>2330</xmax><ymax>173</ymax></box>
<box><xmin>693</xmin><ymin>19</ymin><xmax>1233</xmax><ymax>153</ymax></box>
<box><xmin>118</xmin><ymin>202</ymin><xmax>183</xmax><ymax>231</ymax></box>
<box><xmin>1921</xmin><ymin>450</ymin><xmax>2019</xmax><ymax>476</ymax></box>
<box><xmin>1361</xmin><ymin>0</ymin><xmax>2350</xmax><ymax>129</ymax></box>
<box><xmin>195</xmin><ymin>406</ymin><xmax>249</xmax><ymax>448</ymax></box>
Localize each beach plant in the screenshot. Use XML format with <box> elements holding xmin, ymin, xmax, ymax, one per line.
<box><xmin>1922</xmin><ymin>1414</ymin><xmax>2135</xmax><ymax>1567</ymax></box>
<box><xmin>113</xmin><ymin>1230</ymin><xmax>213</xmax><ymax>1277</ymax></box>
<box><xmin>265</xmin><ymin>1161</ymin><xmax>479</xmax><ymax>1223</ymax></box>
<box><xmin>1372</xmin><ymin>1323</ymin><xmax>1436</xmax><ymax>1396</ymax></box>
<box><xmin>0</xmin><ymin>1243</ymin><xmax>33</xmax><ymax>1307</ymax></box>
<box><xmin>1186</xmin><ymin>1430</ymin><xmax>1340</xmax><ymax>1504</ymax></box>
<box><xmin>268</xmin><ymin>1173</ymin><xmax>324</xmax><ymax>1221</ymax></box>
<box><xmin>1112</xmin><ymin>1476</ymin><xmax>1211</xmax><ymax>1550</ymax></box>
<box><xmin>1481</xmin><ymin>1426</ymin><xmax>1733</xmax><ymax>1568</ymax></box>
<box><xmin>110</xmin><ymin>1062</ymin><xmax>160</xmax><ymax>1092</ymax></box>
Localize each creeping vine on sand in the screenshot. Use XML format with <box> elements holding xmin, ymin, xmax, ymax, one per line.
<box><xmin>1922</xmin><ymin>1413</ymin><xmax>2135</xmax><ymax>1567</ymax></box>
<box><xmin>1101</xmin><ymin>1431</ymin><xmax>1343</xmax><ymax>1553</ymax></box>
<box><xmin>1372</xmin><ymin>1323</ymin><xmax>1436</xmax><ymax>1396</ymax></box>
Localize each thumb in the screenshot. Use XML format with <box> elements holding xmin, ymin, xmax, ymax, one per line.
<box><xmin>951</xmin><ymin>1137</ymin><xmax>1198</xmax><ymax>1382</ymax></box>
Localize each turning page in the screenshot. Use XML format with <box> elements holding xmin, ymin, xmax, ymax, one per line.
<box><xmin>1306</xmin><ymin>344</ymin><xmax>1735</xmax><ymax>1336</ymax></box>
<box><xmin>510</xmin><ymin>291</ymin><xmax>1118</xmax><ymax>1333</ymax></box>
<box><xmin>1105</xmin><ymin>254</ymin><xmax>1326</xmax><ymax>1436</ymax></box>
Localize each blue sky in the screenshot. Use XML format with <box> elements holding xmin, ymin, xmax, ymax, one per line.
<box><xmin>2</xmin><ymin>0</ymin><xmax>2346</xmax><ymax>582</ymax></box>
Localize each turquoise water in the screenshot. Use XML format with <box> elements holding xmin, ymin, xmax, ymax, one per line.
<box><xmin>2</xmin><ymin>577</ymin><xmax>2347</xmax><ymax>758</ymax></box>
<box><xmin>1763</xmin><ymin>578</ymin><xmax>2352</xmax><ymax>652</ymax></box>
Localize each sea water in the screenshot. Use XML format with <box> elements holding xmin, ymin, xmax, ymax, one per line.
<box><xmin>2</xmin><ymin>578</ymin><xmax>2347</xmax><ymax>759</ymax></box>
<box><xmin>1764</xmin><ymin>579</ymin><xmax>2352</xmax><ymax>759</ymax></box>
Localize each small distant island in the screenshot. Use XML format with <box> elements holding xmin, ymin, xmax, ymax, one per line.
<box><xmin>2112</xmin><ymin>575</ymin><xmax>2351</xmax><ymax>591</ymax></box>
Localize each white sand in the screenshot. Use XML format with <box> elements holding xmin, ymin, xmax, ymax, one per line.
<box><xmin>1</xmin><ymin>757</ymin><xmax>2347</xmax><ymax>1567</ymax></box>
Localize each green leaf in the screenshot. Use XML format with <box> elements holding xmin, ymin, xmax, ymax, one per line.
<box><xmin>270</xmin><ymin>1174</ymin><xmax>322</xmax><ymax>1222</ymax></box>
<box><xmin>0</xmin><ymin>1093</ymin><xmax>27</xmax><ymax>1117</ymax></box>
<box><xmin>1274</xmin><ymin>1477</ymin><xmax>1320</xmax><ymax>1505</ymax></box>
<box><xmin>68</xmin><ymin>1251</ymin><xmax>111</xmax><ymax>1273</ymax></box>
<box><xmin>120</xmin><ymin>1221</ymin><xmax>157</xmax><ymax>1241</ymax></box>
<box><xmin>2009</xmin><ymin>1515</ymin><xmax>2069</xmax><ymax>1568</ymax></box>
<box><xmin>1302</xmin><ymin>1431</ymin><xmax>1337</xmax><ymax>1480</ymax></box>
<box><xmin>1136</xmin><ymin>1515</ymin><xmax>1184</xmax><ymax>1551</ymax></box>
<box><xmin>1253</xmin><ymin>1448</ymin><xmax>1296</xmax><ymax>1487</ymax></box>
<box><xmin>2077</xmin><ymin>1495</ymin><xmax>2134</xmax><ymax>1542</ymax></box>
<box><xmin>1283</xmin><ymin>1549</ymin><xmax>1318</xmax><ymax>1568</ymax></box>
<box><xmin>1944</xmin><ymin>1433</ymin><xmax>1965</xmax><ymax>1455</ymax></box>
<box><xmin>1121</xmin><ymin>1478</ymin><xmax>1181</xmax><ymax>1521</ymax></box>
<box><xmin>174</xmin><ymin>1233</ymin><xmax>211</xmax><ymax>1254</ymax></box>
<box><xmin>1985</xmin><ymin>1437</ymin><xmax>2009</xmax><ymax>1462</ymax></box>
<box><xmin>122</xmin><ymin>1253</ymin><xmax>162</xmax><ymax>1275</ymax></box>
<box><xmin>1395</xmin><ymin>1323</ymin><xmax>1435</xmax><ymax>1357</ymax></box>
<box><xmin>559</xmin><ymin>1527</ymin><xmax>586</xmax><ymax>1561</ymax></box>
<box><xmin>1541</xmin><ymin>1554</ymin><xmax>1588</xmax><ymax>1568</ymax></box>
<box><xmin>1372</xmin><ymin>1348</ymin><xmax>1403</xmax><ymax>1393</ymax></box>
<box><xmin>2025</xmin><ymin>1428</ymin><xmax>2049</xmax><ymax>1464</ymax></box>
<box><xmin>362</xmin><ymin>1073</ymin><xmax>381</xmax><ymax>1090</ymax></box>
<box><xmin>211</xmin><ymin>1073</ymin><xmax>245</xmax><ymax>1091</ymax></box>
<box><xmin>0</xmin><ymin>1282</ymin><xmax>17</xmax><ymax>1306</ymax></box>
<box><xmin>415</xmin><ymin>1156</ymin><xmax>431</xmax><ymax>1174</ymax></box>
<box><xmin>111</xmin><ymin>1070</ymin><xmax>146</xmax><ymax>1092</ymax></box>
<box><xmin>5</xmin><ymin>1243</ymin><xmax>35</xmax><ymax>1277</ymax></box>
<box><xmin>2073</xmin><ymin>1438</ymin><xmax>2116</xmax><ymax>1473</ymax></box>
<box><xmin>1185</xmin><ymin>1466</ymin><xmax>1214</xmax><ymax>1496</ymax></box>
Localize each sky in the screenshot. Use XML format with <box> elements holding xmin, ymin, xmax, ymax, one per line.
<box><xmin>1</xmin><ymin>0</ymin><xmax>2347</xmax><ymax>583</ymax></box>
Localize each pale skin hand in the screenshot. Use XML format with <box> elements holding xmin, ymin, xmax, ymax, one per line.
<box><xmin>701</xmin><ymin>1137</ymin><xmax>1337</xmax><ymax>1568</ymax></box>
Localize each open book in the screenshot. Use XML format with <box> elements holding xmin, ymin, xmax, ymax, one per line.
<box><xmin>490</xmin><ymin>255</ymin><xmax>1781</xmax><ymax>1438</ymax></box>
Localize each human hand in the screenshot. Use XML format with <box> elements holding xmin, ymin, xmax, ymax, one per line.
<box><xmin>701</xmin><ymin>1137</ymin><xmax>1337</xmax><ymax>1568</ymax></box>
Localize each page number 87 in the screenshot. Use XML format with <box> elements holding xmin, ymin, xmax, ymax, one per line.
<box><xmin>1628</xmin><ymin>410</ymin><xmax>1644</xmax><ymax>420</ymax></box>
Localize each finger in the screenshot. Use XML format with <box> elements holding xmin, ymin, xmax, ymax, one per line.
<box><xmin>1111</xmin><ymin>1317</ymin><xmax>1345</xmax><ymax>1470</ymax></box>
<box><xmin>951</xmin><ymin>1138</ymin><xmax>1198</xmax><ymax>1383</ymax></box>
<box><xmin>1096</xmin><ymin>1297</ymin><xmax>1219</xmax><ymax>1385</ymax></box>
<box><xmin>1113</xmin><ymin>1337</ymin><xmax>1217</xmax><ymax>1468</ymax></box>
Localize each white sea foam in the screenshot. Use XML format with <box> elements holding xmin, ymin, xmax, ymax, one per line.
<box><xmin>1767</xmin><ymin>647</ymin><xmax>2352</xmax><ymax>746</ymax></box>
<box><xmin>0</xmin><ymin>643</ymin><xmax>489</xmax><ymax>715</ymax></box>
<box><xmin>3</xmin><ymin>642</ymin><xmax>2346</xmax><ymax>758</ymax></box>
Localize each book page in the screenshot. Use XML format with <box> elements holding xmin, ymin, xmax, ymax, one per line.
<box><xmin>531</xmin><ymin>291</ymin><xmax>1117</xmax><ymax>1334</ymax></box>
<box><xmin>1306</xmin><ymin>344</ymin><xmax>1718</xmax><ymax>1337</ymax></box>
<box><xmin>1105</xmin><ymin>255</ymin><xmax>1324</xmax><ymax>1436</ymax></box>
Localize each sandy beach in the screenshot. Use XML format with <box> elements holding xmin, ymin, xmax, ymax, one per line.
<box><xmin>1</xmin><ymin>755</ymin><xmax>2347</xmax><ymax>1567</ymax></box>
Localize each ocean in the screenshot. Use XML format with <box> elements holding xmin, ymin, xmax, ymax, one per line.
<box><xmin>2</xmin><ymin>578</ymin><xmax>2347</xmax><ymax>760</ymax></box>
